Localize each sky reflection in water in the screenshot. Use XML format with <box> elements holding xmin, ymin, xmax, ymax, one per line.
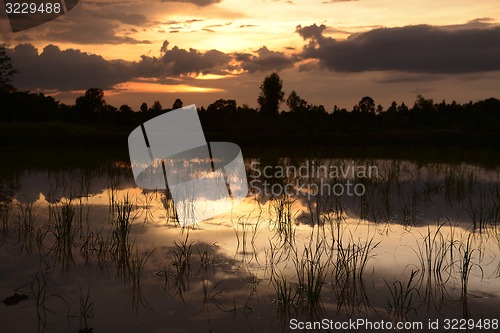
<box><xmin>0</xmin><ymin>158</ymin><xmax>499</xmax><ymax>332</ymax></box>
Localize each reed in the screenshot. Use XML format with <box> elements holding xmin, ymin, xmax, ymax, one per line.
<box><xmin>444</xmin><ymin>166</ymin><xmax>475</xmax><ymax>204</ymax></box>
<box><xmin>19</xmin><ymin>270</ymin><xmax>70</xmax><ymax>333</ymax></box>
<box><xmin>458</xmin><ymin>233</ymin><xmax>483</xmax><ymax>297</ymax></box>
<box><xmin>401</xmin><ymin>188</ymin><xmax>419</xmax><ymax>227</ymax></box>
<box><xmin>78</xmin><ymin>285</ymin><xmax>94</xmax><ymax>333</ymax></box>
<box><xmin>234</xmin><ymin>215</ymin><xmax>250</xmax><ymax>256</ymax></box>
<box><xmin>411</xmin><ymin>222</ymin><xmax>459</xmax><ymax>312</ymax></box>
<box><xmin>467</xmin><ymin>187</ymin><xmax>500</xmax><ymax>232</ymax></box>
<box><xmin>334</xmin><ymin>232</ymin><xmax>379</xmax><ymax>283</ymax></box>
<box><xmin>128</xmin><ymin>248</ymin><xmax>155</xmax><ymax>313</ymax></box>
<box><xmin>163</xmin><ymin>232</ymin><xmax>193</xmax><ymax>301</ymax></box>
<box><xmin>272</xmin><ymin>274</ymin><xmax>298</xmax><ymax>308</ymax></box>
<box><xmin>50</xmin><ymin>201</ymin><xmax>78</xmax><ymax>271</ymax></box>
<box><xmin>16</xmin><ymin>201</ymin><xmax>39</xmax><ymax>254</ymax></box>
<box><xmin>293</xmin><ymin>237</ymin><xmax>328</xmax><ymax>305</ymax></box>
<box><xmin>331</xmin><ymin>232</ymin><xmax>379</xmax><ymax>313</ymax></box>
<box><xmin>385</xmin><ymin>269</ymin><xmax>420</xmax><ymax>319</ymax></box>
<box><xmin>269</xmin><ymin>192</ymin><xmax>297</xmax><ymax>243</ymax></box>
<box><xmin>111</xmin><ymin>196</ymin><xmax>134</xmax><ymax>279</ymax></box>
<box><xmin>138</xmin><ymin>190</ymin><xmax>157</xmax><ymax>224</ymax></box>
<box><xmin>106</xmin><ymin>165</ymin><xmax>121</xmax><ymax>217</ymax></box>
<box><xmin>264</xmin><ymin>239</ymin><xmax>287</xmax><ymax>285</ymax></box>
<box><xmin>0</xmin><ymin>202</ymin><xmax>11</xmax><ymax>241</ymax></box>
<box><xmin>161</xmin><ymin>192</ymin><xmax>178</xmax><ymax>226</ymax></box>
<box><xmin>412</xmin><ymin>223</ymin><xmax>452</xmax><ymax>282</ymax></box>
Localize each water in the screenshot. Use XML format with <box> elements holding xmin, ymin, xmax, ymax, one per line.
<box><xmin>0</xmin><ymin>156</ymin><xmax>499</xmax><ymax>332</ymax></box>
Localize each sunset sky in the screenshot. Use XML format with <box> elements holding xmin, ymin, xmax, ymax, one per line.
<box><xmin>1</xmin><ymin>0</ymin><xmax>500</xmax><ymax>110</ymax></box>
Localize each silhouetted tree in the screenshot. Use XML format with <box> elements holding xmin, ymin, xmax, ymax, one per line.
<box><xmin>237</xmin><ymin>104</ymin><xmax>257</xmax><ymax>115</ymax></box>
<box><xmin>381</xmin><ymin>101</ymin><xmax>398</xmax><ymax>130</ymax></box>
<box><xmin>286</xmin><ymin>90</ymin><xmax>309</xmax><ymax>112</ymax></box>
<box><xmin>152</xmin><ymin>100</ymin><xmax>162</xmax><ymax>113</ymax></box>
<box><xmin>114</xmin><ymin>105</ymin><xmax>134</xmax><ymax>125</ymax></box>
<box><xmin>140</xmin><ymin>102</ymin><xmax>148</xmax><ymax>113</ymax></box>
<box><xmin>398</xmin><ymin>102</ymin><xmax>409</xmax><ymax>113</ymax></box>
<box><xmin>414</xmin><ymin>95</ymin><xmax>434</xmax><ymax>111</ymax></box>
<box><xmin>3</xmin><ymin>91</ymin><xmax>60</xmax><ymax>122</ymax></box>
<box><xmin>412</xmin><ymin>95</ymin><xmax>436</xmax><ymax>129</ymax></box>
<box><xmin>387</xmin><ymin>101</ymin><xmax>398</xmax><ymax>113</ymax></box>
<box><xmin>358</xmin><ymin>96</ymin><xmax>375</xmax><ymax>113</ymax></box>
<box><xmin>119</xmin><ymin>104</ymin><xmax>132</xmax><ymax>113</ymax></box>
<box><xmin>103</xmin><ymin>104</ymin><xmax>117</xmax><ymax>114</ymax></box>
<box><xmin>311</xmin><ymin>105</ymin><xmax>326</xmax><ymax>115</ymax></box>
<box><xmin>207</xmin><ymin>99</ymin><xmax>236</xmax><ymax>114</ymax></box>
<box><xmin>172</xmin><ymin>98</ymin><xmax>183</xmax><ymax>110</ymax></box>
<box><xmin>0</xmin><ymin>45</ymin><xmax>15</xmax><ymax>92</ymax></box>
<box><xmin>258</xmin><ymin>73</ymin><xmax>284</xmax><ymax>116</ymax></box>
<box><xmin>75</xmin><ymin>88</ymin><xmax>106</xmax><ymax>123</ymax></box>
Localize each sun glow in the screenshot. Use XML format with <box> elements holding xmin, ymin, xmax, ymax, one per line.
<box><xmin>114</xmin><ymin>82</ymin><xmax>224</xmax><ymax>93</ymax></box>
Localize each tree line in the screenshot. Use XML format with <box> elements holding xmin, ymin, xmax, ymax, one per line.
<box><xmin>1</xmin><ymin>46</ymin><xmax>500</xmax><ymax>137</ymax></box>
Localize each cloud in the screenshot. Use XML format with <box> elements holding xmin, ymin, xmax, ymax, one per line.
<box><xmin>8</xmin><ymin>40</ymin><xmax>297</xmax><ymax>92</ymax></box>
<box><xmin>160</xmin><ymin>0</ymin><xmax>222</xmax><ymax>6</ymax></box>
<box><xmin>11</xmin><ymin>44</ymin><xmax>135</xmax><ymax>90</ymax></box>
<box><xmin>136</xmin><ymin>42</ymin><xmax>232</xmax><ymax>76</ymax></box>
<box><xmin>38</xmin><ymin>3</ymin><xmax>152</xmax><ymax>45</ymax></box>
<box><xmin>296</xmin><ymin>22</ymin><xmax>500</xmax><ymax>73</ymax></box>
<box><xmin>322</xmin><ymin>0</ymin><xmax>358</xmax><ymax>3</ymax></box>
<box><xmin>160</xmin><ymin>40</ymin><xmax>170</xmax><ymax>53</ymax></box>
<box><xmin>47</xmin><ymin>21</ymin><xmax>151</xmax><ymax>45</ymax></box>
<box><xmin>375</xmin><ymin>73</ymin><xmax>442</xmax><ymax>84</ymax></box>
<box><xmin>204</xmin><ymin>22</ymin><xmax>232</xmax><ymax>28</ymax></box>
<box><xmin>440</xmin><ymin>18</ymin><xmax>496</xmax><ymax>31</ymax></box>
<box><xmin>0</xmin><ymin>1</ymin><xmax>155</xmax><ymax>45</ymax></box>
<box><xmin>10</xmin><ymin>42</ymin><xmax>233</xmax><ymax>91</ymax></box>
<box><xmin>234</xmin><ymin>46</ymin><xmax>294</xmax><ymax>73</ymax></box>
<box><xmin>238</xmin><ymin>24</ymin><xmax>257</xmax><ymax>28</ymax></box>
<box><xmin>296</xmin><ymin>23</ymin><xmax>326</xmax><ymax>40</ymax></box>
<box><xmin>93</xmin><ymin>12</ymin><xmax>148</xmax><ymax>26</ymax></box>
<box><xmin>157</xmin><ymin>18</ymin><xmax>205</xmax><ymax>25</ymax></box>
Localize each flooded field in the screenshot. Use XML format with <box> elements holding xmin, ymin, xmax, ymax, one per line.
<box><xmin>0</xmin><ymin>156</ymin><xmax>499</xmax><ymax>332</ymax></box>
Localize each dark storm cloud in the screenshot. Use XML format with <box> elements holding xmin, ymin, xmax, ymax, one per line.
<box><xmin>11</xmin><ymin>44</ymin><xmax>134</xmax><ymax>90</ymax></box>
<box><xmin>160</xmin><ymin>40</ymin><xmax>170</xmax><ymax>53</ymax></box>
<box><xmin>47</xmin><ymin>22</ymin><xmax>151</xmax><ymax>45</ymax></box>
<box><xmin>234</xmin><ymin>47</ymin><xmax>294</xmax><ymax>73</ymax></box>
<box><xmin>9</xmin><ymin>41</ymin><xmax>233</xmax><ymax>91</ymax></box>
<box><xmin>137</xmin><ymin>44</ymin><xmax>231</xmax><ymax>76</ymax></box>
<box><xmin>297</xmin><ymin>23</ymin><xmax>326</xmax><ymax>40</ymax></box>
<box><xmin>296</xmin><ymin>23</ymin><xmax>500</xmax><ymax>73</ymax></box>
<box><xmin>38</xmin><ymin>4</ymin><xmax>152</xmax><ymax>45</ymax></box>
<box><xmin>0</xmin><ymin>1</ymin><xmax>153</xmax><ymax>45</ymax></box>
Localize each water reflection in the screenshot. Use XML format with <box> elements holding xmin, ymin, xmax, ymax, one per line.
<box><xmin>0</xmin><ymin>158</ymin><xmax>499</xmax><ymax>332</ymax></box>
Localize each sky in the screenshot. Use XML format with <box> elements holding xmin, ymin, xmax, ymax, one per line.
<box><xmin>1</xmin><ymin>0</ymin><xmax>500</xmax><ymax>111</ymax></box>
